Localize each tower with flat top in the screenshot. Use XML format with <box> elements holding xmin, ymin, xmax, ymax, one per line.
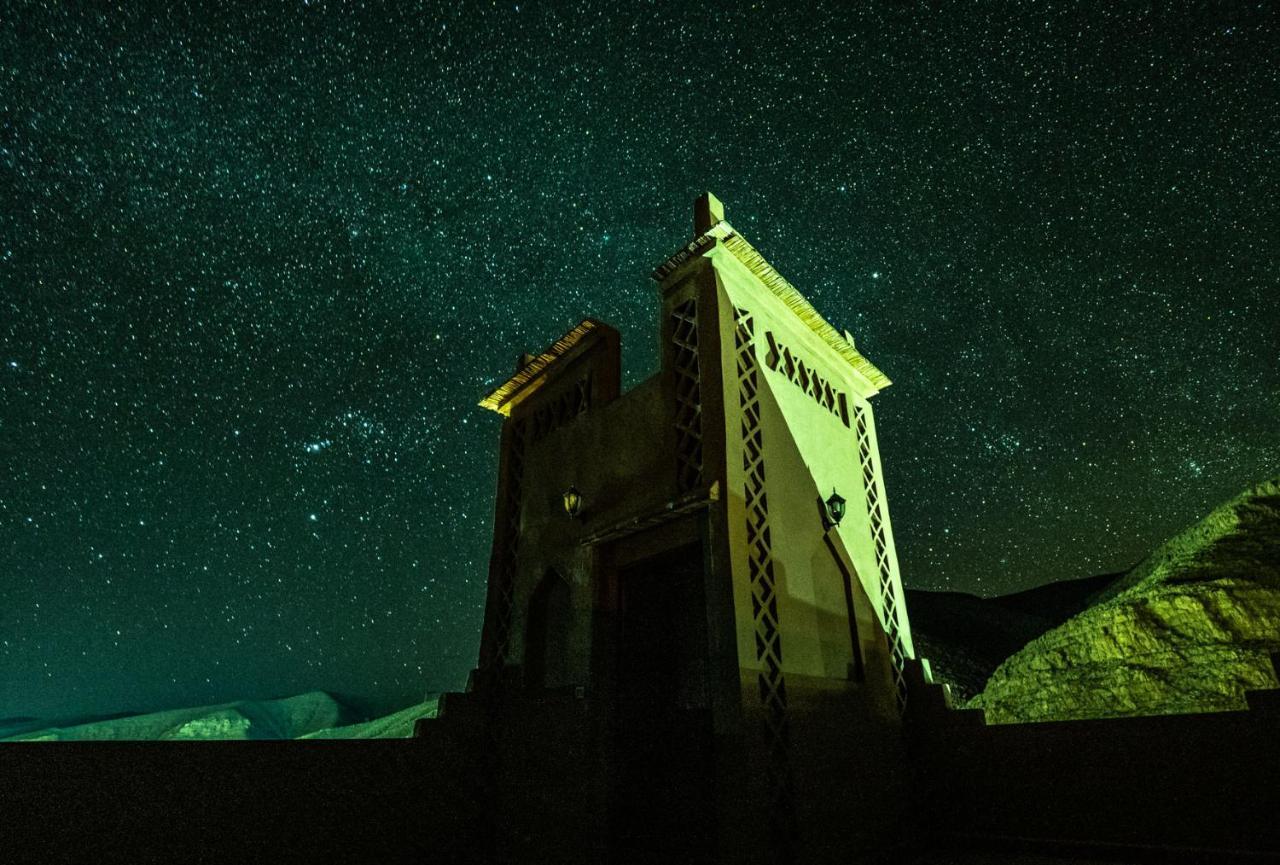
<box><xmin>424</xmin><ymin>193</ymin><xmax>920</xmax><ymax>864</ymax></box>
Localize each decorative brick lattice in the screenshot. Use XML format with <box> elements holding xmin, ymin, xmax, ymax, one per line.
<box><xmin>853</xmin><ymin>404</ymin><xmax>908</xmax><ymax>711</ymax></box>
<box><xmin>671</xmin><ymin>299</ymin><xmax>704</xmax><ymax>492</ymax></box>
<box><xmin>736</xmin><ymin>306</ymin><xmax>796</xmax><ymax>853</ymax></box>
<box><xmin>482</xmin><ymin>418</ymin><xmax>527</xmax><ymax>670</ymax></box>
<box><xmin>529</xmin><ymin>372</ymin><xmax>593</xmax><ymax>445</ymax></box>
<box><xmin>763</xmin><ymin>331</ymin><xmax>850</xmax><ymax>427</ymax></box>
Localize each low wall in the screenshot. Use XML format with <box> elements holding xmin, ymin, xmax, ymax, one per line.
<box><xmin>5</xmin><ymin>678</ymin><xmax>1278</xmax><ymax>863</ymax></box>
<box><xmin>1</xmin><ymin>735</ymin><xmax>485</xmax><ymax>864</ymax></box>
<box><xmin>908</xmin><ymin>670</ymin><xmax>1280</xmax><ymax>861</ymax></box>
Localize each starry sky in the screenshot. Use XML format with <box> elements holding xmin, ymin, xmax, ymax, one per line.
<box><xmin>2</xmin><ymin>2</ymin><xmax>1276</xmax><ymax>721</ymax></box>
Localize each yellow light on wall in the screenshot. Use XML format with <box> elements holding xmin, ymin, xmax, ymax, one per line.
<box><xmin>563</xmin><ymin>486</ymin><xmax>583</xmax><ymax>519</ymax></box>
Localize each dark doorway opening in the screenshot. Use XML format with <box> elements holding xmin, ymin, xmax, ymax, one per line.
<box><xmin>525</xmin><ymin>570</ymin><xmax>573</xmax><ymax>690</ymax></box>
<box><xmin>611</xmin><ymin>540</ymin><xmax>715</xmax><ymax>862</ymax></box>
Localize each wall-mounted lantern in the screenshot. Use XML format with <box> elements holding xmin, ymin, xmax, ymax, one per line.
<box><xmin>824</xmin><ymin>489</ymin><xmax>847</xmax><ymax>528</ymax></box>
<box><xmin>563</xmin><ymin>486</ymin><xmax>583</xmax><ymax>519</ymax></box>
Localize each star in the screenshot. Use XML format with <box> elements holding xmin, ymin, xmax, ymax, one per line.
<box><xmin>0</xmin><ymin>1</ymin><xmax>1273</xmax><ymax>723</ymax></box>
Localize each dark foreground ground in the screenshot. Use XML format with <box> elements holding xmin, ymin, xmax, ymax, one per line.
<box><xmin>2</xmin><ymin>683</ymin><xmax>1278</xmax><ymax>865</ymax></box>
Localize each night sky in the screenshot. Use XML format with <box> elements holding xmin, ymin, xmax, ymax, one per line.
<box><xmin>2</xmin><ymin>2</ymin><xmax>1276</xmax><ymax>721</ymax></box>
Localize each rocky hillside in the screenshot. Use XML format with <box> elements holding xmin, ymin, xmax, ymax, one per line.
<box><xmin>907</xmin><ymin>572</ymin><xmax>1119</xmax><ymax>701</ymax></box>
<box><xmin>300</xmin><ymin>697</ymin><xmax>438</xmax><ymax>739</ymax></box>
<box><xmin>0</xmin><ymin>691</ymin><xmax>362</xmax><ymax>741</ymax></box>
<box><xmin>969</xmin><ymin>476</ymin><xmax>1280</xmax><ymax>724</ymax></box>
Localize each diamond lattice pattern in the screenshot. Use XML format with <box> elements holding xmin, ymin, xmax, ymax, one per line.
<box><xmin>483</xmin><ymin>418</ymin><xmax>527</xmax><ymax>669</ymax></box>
<box><xmin>529</xmin><ymin>373</ymin><xmax>593</xmax><ymax>445</ymax></box>
<box><xmin>736</xmin><ymin>306</ymin><xmax>797</xmax><ymax>852</ymax></box>
<box><xmin>671</xmin><ymin>299</ymin><xmax>704</xmax><ymax>492</ymax></box>
<box><xmin>854</xmin><ymin>405</ymin><xmax>908</xmax><ymax>710</ymax></box>
<box><xmin>763</xmin><ymin>331</ymin><xmax>850</xmax><ymax>427</ymax></box>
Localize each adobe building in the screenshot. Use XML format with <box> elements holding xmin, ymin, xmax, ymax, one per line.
<box><xmin>426</xmin><ymin>192</ymin><xmax>929</xmax><ymax>863</ymax></box>
<box><xmin>417</xmin><ymin>193</ymin><xmax>1280</xmax><ymax>865</ymax></box>
<box><xmin>3</xmin><ymin>193</ymin><xmax>1276</xmax><ymax>865</ymax></box>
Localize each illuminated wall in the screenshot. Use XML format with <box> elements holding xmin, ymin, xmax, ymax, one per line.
<box><xmin>719</xmin><ymin>256</ymin><xmax>911</xmax><ymax>686</ymax></box>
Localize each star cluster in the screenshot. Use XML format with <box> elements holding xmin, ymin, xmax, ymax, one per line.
<box><xmin>1</xmin><ymin>2</ymin><xmax>1276</xmax><ymax>720</ymax></box>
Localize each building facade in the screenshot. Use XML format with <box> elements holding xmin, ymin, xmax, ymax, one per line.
<box><xmin>4</xmin><ymin>194</ymin><xmax>1276</xmax><ymax>865</ymax></box>
<box><xmin>433</xmin><ymin>193</ymin><xmax>925</xmax><ymax>863</ymax></box>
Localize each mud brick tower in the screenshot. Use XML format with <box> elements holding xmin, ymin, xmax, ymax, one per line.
<box><xmin>424</xmin><ymin>193</ymin><xmax>919</xmax><ymax>864</ymax></box>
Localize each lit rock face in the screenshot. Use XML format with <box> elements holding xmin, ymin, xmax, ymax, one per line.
<box><xmin>300</xmin><ymin>698</ymin><xmax>437</xmax><ymax>739</ymax></box>
<box><xmin>970</xmin><ymin>477</ymin><xmax>1280</xmax><ymax>724</ymax></box>
<box><xmin>0</xmin><ymin>690</ymin><xmax>356</xmax><ymax>741</ymax></box>
<box><xmin>162</xmin><ymin>709</ymin><xmax>255</xmax><ymax>740</ymax></box>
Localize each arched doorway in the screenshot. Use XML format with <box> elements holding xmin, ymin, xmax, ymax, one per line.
<box><xmin>525</xmin><ymin>570</ymin><xmax>573</xmax><ymax>689</ymax></box>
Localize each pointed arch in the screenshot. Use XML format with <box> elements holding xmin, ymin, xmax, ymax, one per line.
<box><xmin>525</xmin><ymin>569</ymin><xmax>574</xmax><ymax>690</ymax></box>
